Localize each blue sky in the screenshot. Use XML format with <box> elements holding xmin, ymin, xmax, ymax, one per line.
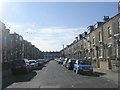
<box><xmin>0</xmin><ymin>2</ymin><xmax>118</xmax><ymax>51</ymax></box>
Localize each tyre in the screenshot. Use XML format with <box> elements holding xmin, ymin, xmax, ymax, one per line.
<box><xmin>68</xmin><ymin>67</ymin><xmax>70</xmax><ymax>70</ymax></box>
<box><xmin>89</xmin><ymin>70</ymin><xmax>93</xmax><ymax>75</ymax></box>
<box><xmin>67</xmin><ymin>65</ymin><xmax>70</xmax><ymax>70</ymax></box>
<box><xmin>73</xmin><ymin>68</ymin><xmax>75</xmax><ymax>72</ymax></box>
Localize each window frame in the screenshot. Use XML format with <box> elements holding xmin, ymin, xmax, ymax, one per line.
<box><xmin>108</xmin><ymin>26</ymin><xmax>112</xmax><ymax>38</ymax></box>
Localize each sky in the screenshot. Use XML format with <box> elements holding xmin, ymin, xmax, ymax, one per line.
<box><xmin>0</xmin><ymin>2</ymin><xmax>118</xmax><ymax>51</ymax></box>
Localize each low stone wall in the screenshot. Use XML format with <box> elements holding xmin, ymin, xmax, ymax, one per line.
<box><xmin>100</xmin><ymin>60</ymin><xmax>109</xmax><ymax>70</ymax></box>
<box><xmin>111</xmin><ymin>60</ymin><xmax>119</xmax><ymax>71</ymax></box>
<box><xmin>91</xmin><ymin>60</ymin><xmax>97</xmax><ymax>68</ymax></box>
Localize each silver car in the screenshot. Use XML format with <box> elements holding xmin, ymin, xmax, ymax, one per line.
<box><xmin>29</xmin><ymin>60</ymin><xmax>38</xmax><ymax>70</ymax></box>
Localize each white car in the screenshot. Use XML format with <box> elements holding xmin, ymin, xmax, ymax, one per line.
<box><xmin>29</xmin><ymin>60</ymin><xmax>38</xmax><ymax>70</ymax></box>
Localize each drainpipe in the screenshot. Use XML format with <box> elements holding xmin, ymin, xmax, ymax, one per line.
<box><xmin>96</xmin><ymin>46</ymin><xmax>100</xmax><ymax>68</ymax></box>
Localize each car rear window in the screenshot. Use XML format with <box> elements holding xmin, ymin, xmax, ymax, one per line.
<box><xmin>78</xmin><ymin>60</ymin><xmax>91</xmax><ymax>65</ymax></box>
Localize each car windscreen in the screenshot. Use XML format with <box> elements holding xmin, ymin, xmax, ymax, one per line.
<box><xmin>78</xmin><ymin>60</ymin><xmax>91</xmax><ymax>65</ymax></box>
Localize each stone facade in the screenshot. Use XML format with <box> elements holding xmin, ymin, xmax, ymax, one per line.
<box><xmin>43</xmin><ymin>51</ymin><xmax>60</xmax><ymax>60</ymax></box>
<box><xmin>1</xmin><ymin>21</ymin><xmax>44</xmax><ymax>64</ymax></box>
<box><xmin>61</xmin><ymin>13</ymin><xmax>120</xmax><ymax>71</ymax></box>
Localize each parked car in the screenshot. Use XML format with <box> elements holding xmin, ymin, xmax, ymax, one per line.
<box><xmin>63</xmin><ymin>58</ymin><xmax>69</xmax><ymax>67</ymax></box>
<box><xmin>73</xmin><ymin>60</ymin><xmax>93</xmax><ymax>74</ymax></box>
<box><xmin>66</xmin><ymin>59</ymin><xmax>76</xmax><ymax>70</ymax></box>
<box><xmin>58</xmin><ymin>58</ymin><xmax>64</xmax><ymax>64</ymax></box>
<box><xmin>37</xmin><ymin>59</ymin><xmax>44</xmax><ymax>66</ymax></box>
<box><xmin>11</xmin><ymin>59</ymin><xmax>32</xmax><ymax>74</ymax></box>
<box><xmin>44</xmin><ymin>59</ymin><xmax>49</xmax><ymax>63</ymax></box>
<box><xmin>42</xmin><ymin>59</ymin><xmax>47</xmax><ymax>64</ymax></box>
<box><xmin>29</xmin><ymin>60</ymin><xmax>38</xmax><ymax>70</ymax></box>
<box><xmin>55</xmin><ymin>58</ymin><xmax>59</xmax><ymax>61</ymax></box>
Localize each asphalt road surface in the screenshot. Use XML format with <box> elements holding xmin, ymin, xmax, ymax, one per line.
<box><xmin>3</xmin><ymin>60</ymin><xmax>118</xmax><ymax>89</ymax></box>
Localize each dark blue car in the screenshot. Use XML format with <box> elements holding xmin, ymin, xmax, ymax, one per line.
<box><xmin>73</xmin><ymin>60</ymin><xmax>93</xmax><ymax>74</ymax></box>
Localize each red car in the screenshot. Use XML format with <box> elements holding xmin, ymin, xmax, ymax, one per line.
<box><xmin>11</xmin><ymin>59</ymin><xmax>32</xmax><ymax>75</ymax></box>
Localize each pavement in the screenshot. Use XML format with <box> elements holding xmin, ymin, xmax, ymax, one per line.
<box><xmin>93</xmin><ymin>68</ymin><xmax>119</xmax><ymax>85</ymax></box>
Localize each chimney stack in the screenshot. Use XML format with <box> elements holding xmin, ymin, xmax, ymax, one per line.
<box><xmin>103</xmin><ymin>16</ymin><xmax>109</xmax><ymax>22</ymax></box>
<box><xmin>75</xmin><ymin>36</ymin><xmax>78</xmax><ymax>42</ymax></box>
<box><xmin>79</xmin><ymin>34</ymin><xmax>83</xmax><ymax>40</ymax></box>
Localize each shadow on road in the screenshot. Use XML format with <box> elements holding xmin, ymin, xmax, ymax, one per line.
<box><xmin>2</xmin><ymin>61</ymin><xmax>52</xmax><ymax>89</ymax></box>
<box><xmin>2</xmin><ymin>70</ymin><xmax>37</xmax><ymax>90</ymax></box>
<box><xmin>80</xmin><ymin>71</ymin><xmax>106</xmax><ymax>77</ymax></box>
<box><xmin>36</xmin><ymin>65</ymin><xmax>46</xmax><ymax>70</ymax></box>
<box><xmin>14</xmin><ymin>71</ymin><xmax>37</xmax><ymax>82</ymax></box>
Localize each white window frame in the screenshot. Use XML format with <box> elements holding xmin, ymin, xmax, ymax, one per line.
<box><xmin>108</xmin><ymin>26</ymin><xmax>112</xmax><ymax>38</ymax></box>
<box><xmin>84</xmin><ymin>40</ymin><xmax>86</xmax><ymax>48</ymax></box>
<box><xmin>99</xmin><ymin>47</ymin><xmax>103</xmax><ymax>58</ymax></box>
<box><xmin>92</xmin><ymin>36</ymin><xmax>95</xmax><ymax>45</ymax></box>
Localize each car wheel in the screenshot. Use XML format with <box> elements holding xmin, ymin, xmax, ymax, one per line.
<box><xmin>73</xmin><ymin>68</ymin><xmax>75</xmax><ymax>72</ymax></box>
<box><xmin>89</xmin><ymin>70</ymin><xmax>93</xmax><ymax>75</ymax></box>
<box><xmin>68</xmin><ymin>67</ymin><xmax>70</xmax><ymax>70</ymax></box>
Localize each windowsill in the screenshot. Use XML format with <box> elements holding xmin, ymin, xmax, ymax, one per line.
<box><xmin>99</xmin><ymin>40</ymin><xmax>102</xmax><ymax>43</ymax></box>
<box><xmin>92</xmin><ymin>44</ymin><xmax>95</xmax><ymax>46</ymax></box>
<box><xmin>99</xmin><ymin>56</ymin><xmax>103</xmax><ymax>59</ymax></box>
<box><xmin>88</xmin><ymin>57</ymin><xmax>91</xmax><ymax>59</ymax></box>
<box><xmin>108</xmin><ymin>37</ymin><xmax>112</xmax><ymax>39</ymax></box>
<box><xmin>93</xmin><ymin>57</ymin><xmax>96</xmax><ymax>59</ymax></box>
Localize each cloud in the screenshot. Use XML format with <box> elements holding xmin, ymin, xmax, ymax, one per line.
<box><xmin>6</xmin><ymin>22</ymin><xmax>25</xmax><ymax>33</ymax></box>
<box><xmin>6</xmin><ymin>22</ymin><xmax>86</xmax><ymax>51</ymax></box>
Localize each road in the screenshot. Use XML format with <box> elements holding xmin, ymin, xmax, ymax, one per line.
<box><xmin>3</xmin><ymin>60</ymin><xmax>118</xmax><ymax>89</ymax></box>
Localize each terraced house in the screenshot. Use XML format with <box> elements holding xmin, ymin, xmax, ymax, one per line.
<box><xmin>61</xmin><ymin>13</ymin><xmax>120</xmax><ymax>71</ymax></box>
<box><xmin>0</xmin><ymin>21</ymin><xmax>44</xmax><ymax>70</ymax></box>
